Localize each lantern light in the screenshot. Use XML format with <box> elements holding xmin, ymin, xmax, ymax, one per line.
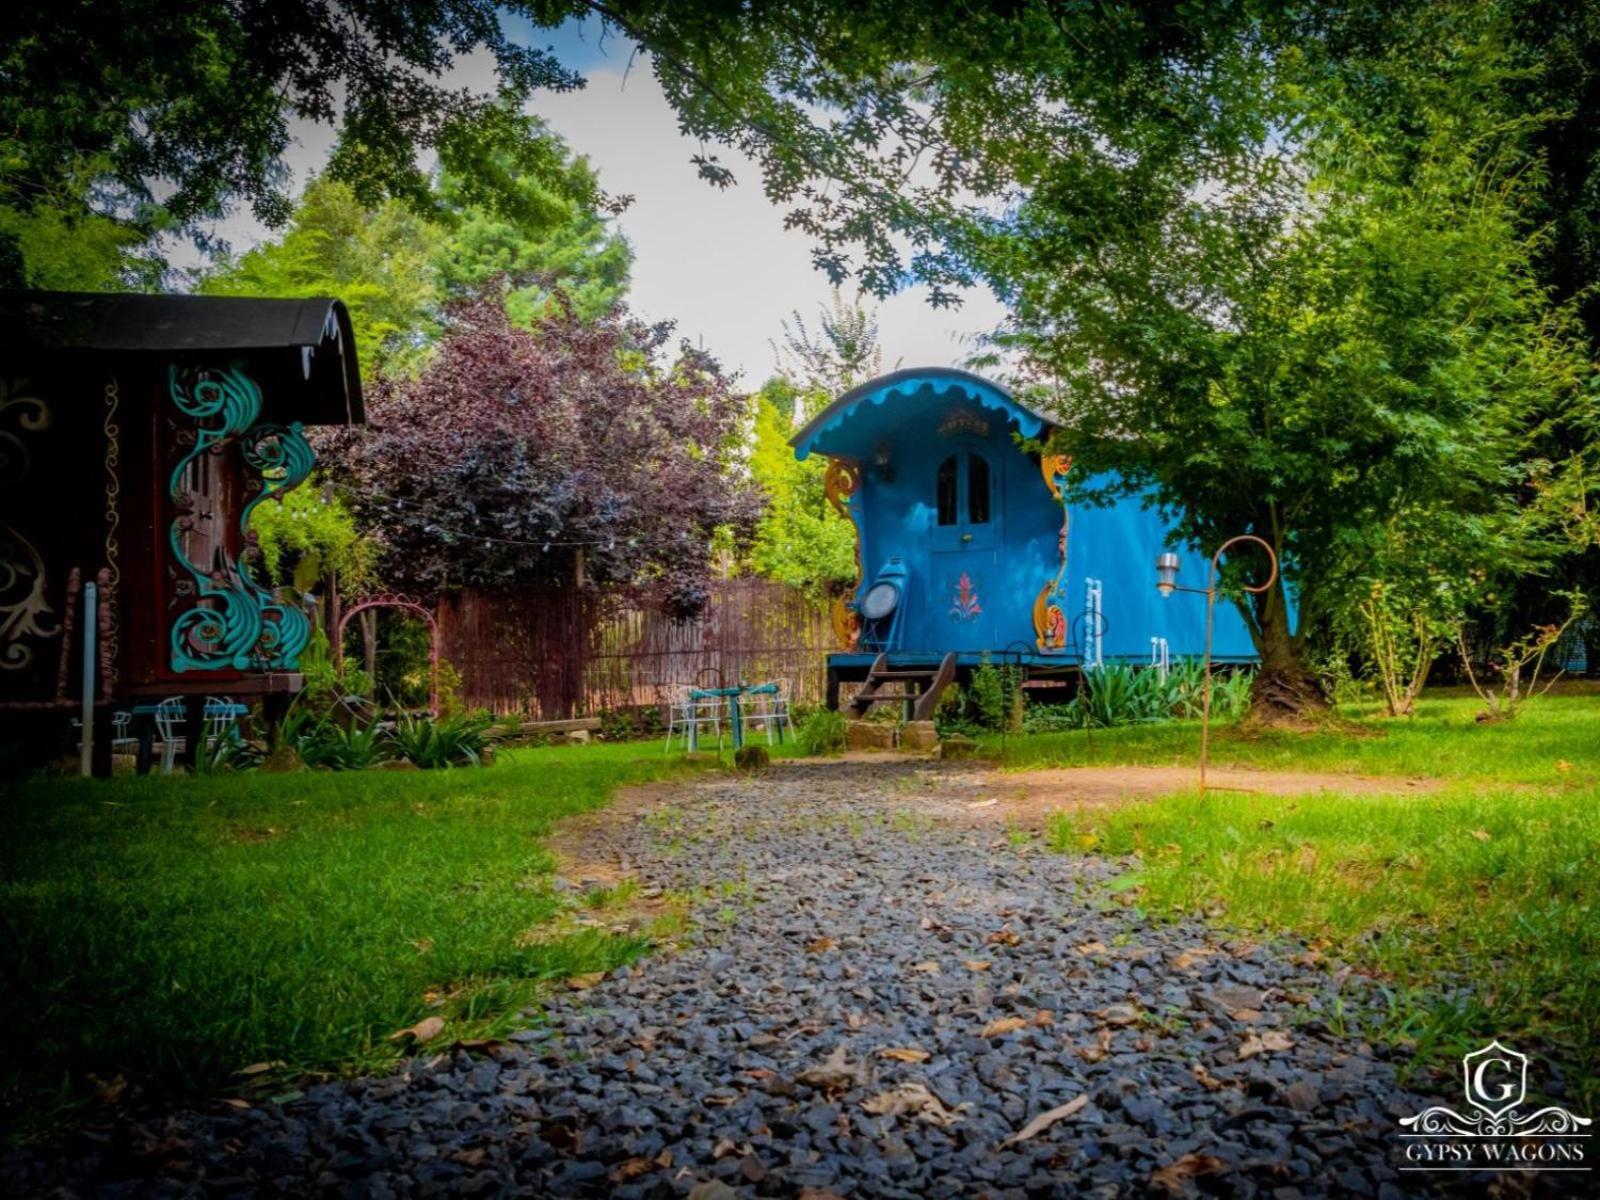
<box><xmin>1155</xmin><ymin>552</ymin><xmax>1181</xmax><ymax>596</ymax></box>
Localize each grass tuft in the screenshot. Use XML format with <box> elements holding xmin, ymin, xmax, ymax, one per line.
<box><xmin>1036</xmin><ymin>694</ymin><xmax>1599</xmax><ymax>1109</ymax></box>
<box><xmin>0</xmin><ymin>740</ymin><xmax>696</xmax><ymax>1132</ymax></box>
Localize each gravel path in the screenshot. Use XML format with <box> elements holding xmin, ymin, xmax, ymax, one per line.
<box><xmin>5</xmin><ymin>759</ymin><xmax>1572</xmax><ymax>1197</ymax></box>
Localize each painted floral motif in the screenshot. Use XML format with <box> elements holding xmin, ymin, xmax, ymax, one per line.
<box><xmin>949</xmin><ymin>572</ymin><xmax>982</xmax><ymax>622</ymax></box>
<box><xmin>1034</xmin><ymin>455</ymin><xmax>1073</xmax><ymax>651</ymax></box>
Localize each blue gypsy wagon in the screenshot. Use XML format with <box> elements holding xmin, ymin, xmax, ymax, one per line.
<box><xmin>790</xmin><ymin>367</ymin><xmax>1259</xmax><ymax>715</ymax></box>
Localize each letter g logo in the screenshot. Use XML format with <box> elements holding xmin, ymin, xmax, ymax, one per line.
<box><xmin>1462</xmin><ymin>1042</ymin><xmax>1528</xmax><ymax>1118</ymax></box>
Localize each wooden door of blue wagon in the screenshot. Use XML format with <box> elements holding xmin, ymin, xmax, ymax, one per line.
<box><xmin>928</xmin><ymin>446</ymin><xmax>1002</xmax><ymax>652</ymax></box>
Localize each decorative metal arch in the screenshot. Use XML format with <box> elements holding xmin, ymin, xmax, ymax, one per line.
<box><xmin>335</xmin><ymin>593</ymin><xmax>439</xmax><ymax>716</ymax></box>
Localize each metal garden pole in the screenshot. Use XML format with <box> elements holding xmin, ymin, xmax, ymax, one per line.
<box><xmin>1156</xmin><ymin>536</ymin><xmax>1278</xmax><ymax>795</ymax></box>
<box><xmin>80</xmin><ymin>581</ymin><xmax>97</xmax><ymax>777</ymax></box>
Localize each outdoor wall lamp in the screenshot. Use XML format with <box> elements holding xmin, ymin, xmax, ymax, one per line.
<box><xmin>1153</xmin><ymin>536</ymin><xmax>1278</xmax><ymax>795</ymax></box>
<box><xmin>1155</xmin><ymin>552</ymin><xmax>1181</xmax><ymax>596</ymax></box>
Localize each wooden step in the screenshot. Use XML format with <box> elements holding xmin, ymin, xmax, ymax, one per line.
<box><xmin>844</xmin><ymin>652</ymin><xmax>960</xmax><ymax>720</ymax></box>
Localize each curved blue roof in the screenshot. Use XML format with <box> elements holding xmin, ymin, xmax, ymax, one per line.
<box><xmin>789</xmin><ymin>367</ymin><xmax>1052</xmax><ymax>460</ymax></box>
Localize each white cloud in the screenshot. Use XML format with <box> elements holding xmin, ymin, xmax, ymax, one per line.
<box><xmin>174</xmin><ymin>38</ymin><xmax>1008</xmax><ymax>385</ymax></box>
<box><xmin>533</xmin><ymin>64</ymin><xmax>1006</xmax><ymax>382</ymax></box>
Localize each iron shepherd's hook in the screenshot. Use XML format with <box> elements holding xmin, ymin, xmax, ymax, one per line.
<box><xmin>1156</xmin><ymin>535</ymin><xmax>1278</xmax><ymax>794</ymax></box>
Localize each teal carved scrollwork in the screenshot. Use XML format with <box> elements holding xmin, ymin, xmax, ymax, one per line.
<box><xmin>168</xmin><ymin>364</ymin><xmax>318</xmax><ymax>673</ymax></box>
<box><xmin>169</xmin><ymin>364</ymin><xmax>264</xmax><ymax>671</ymax></box>
<box><xmin>239</xmin><ymin>422</ymin><xmax>315</xmax><ymax>669</ymax></box>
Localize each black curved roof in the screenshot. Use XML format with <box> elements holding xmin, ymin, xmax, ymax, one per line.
<box><xmin>0</xmin><ymin>290</ymin><xmax>363</xmax><ymax>425</ymax></box>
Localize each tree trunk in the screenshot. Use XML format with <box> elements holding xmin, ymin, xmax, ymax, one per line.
<box><xmin>1246</xmin><ymin>581</ymin><xmax>1328</xmax><ymax>726</ymax></box>
<box><xmin>359</xmin><ymin>609</ymin><xmax>378</xmax><ymax>683</ymax></box>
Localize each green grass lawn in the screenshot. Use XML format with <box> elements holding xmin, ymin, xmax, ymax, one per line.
<box><xmin>1002</xmin><ymin>688</ymin><xmax>1600</xmax><ymax>786</ymax></box>
<box><xmin>0</xmin><ymin>739</ymin><xmax>696</xmax><ymax>1131</ymax></box>
<box><xmin>1012</xmin><ymin>693</ymin><xmax>1600</xmax><ymax>1108</ymax></box>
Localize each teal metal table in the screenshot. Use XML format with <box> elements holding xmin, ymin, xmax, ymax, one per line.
<box><xmin>687</xmin><ymin>685</ymin><xmax>749</xmax><ymax>751</ymax></box>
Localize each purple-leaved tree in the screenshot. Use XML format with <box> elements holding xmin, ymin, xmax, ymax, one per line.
<box><xmin>322</xmin><ymin>294</ymin><xmax>762</xmax><ymax>617</ymax></box>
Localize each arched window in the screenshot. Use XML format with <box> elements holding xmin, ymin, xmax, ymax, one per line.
<box><xmin>937</xmin><ymin>451</ymin><xmax>992</xmax><ymax>527</ymax></box>
<box><xmin>936</xmin><ymin>455</ymin><xmax>959</xmax><ymax>526</ymax></box>
<box><xmin>968</xmin><ymin>454</ymin><xmax>990</xmax><ymax>525</ymax></box>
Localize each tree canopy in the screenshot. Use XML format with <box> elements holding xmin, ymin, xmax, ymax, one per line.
<box><xmin>320</xmin><ymin>295</ymin><xmax>763</xmax><ymax>614</ymax></box>
<box><xmin>598</xmin><ymin>0</ymin><xmax>1599</xmax><ymax>716</ymax></box>
<box><xmin>0</xmin><ymin>0</ymin><xmax>599</xmax><ymax>286</ymax></box>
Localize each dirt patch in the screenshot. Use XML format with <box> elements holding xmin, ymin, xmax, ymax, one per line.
<box><xmin>538</xmin><ymin>782</ymin><xmax>688</xmax><ymax>934</ymax></box>
<box><xmin>751</xmin><ymin>756</ymin><xmax>1439</xmax><ymax>831</ymax></box>
<box><xmin>969</xmin><ymin>764</ymin><xmax>1438</xmax><ymax>828</ymax></box>
<box><xmin>548</xmin><ymin>758</ymin><xmax>1440</xmax><ymax>854</ymax></box>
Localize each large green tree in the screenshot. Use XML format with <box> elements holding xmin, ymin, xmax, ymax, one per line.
<box><xmin>200</xmin><ymin>178</ymin><xmax>442</xmax><ymax>380</ymax></box>
<box><xmin>0</xmin><ymin>0</ymin><xmax>598</xmax><ymax>286</ymax></box>
<box><xmin>745</xmin><ymin>377</ymin><xmax>857</xmax><ymax>594</ymax></box>
<box><xmin>600</xmin><ymin>0</ymin><xmax>1596</xmax><ymax>717</ymax></box>
<box><xmin>201</xmin><ymin>108</ymin><xmax>630</xmax><ymax>377</ymax></box>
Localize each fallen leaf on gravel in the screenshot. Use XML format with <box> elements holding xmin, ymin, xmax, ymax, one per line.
<box><xmin>1076</xmin><ymin>941</ymin><xmax>1109</xmax><ymax>956</ymax></box>
<box><xmin>910</xmin><ymin>960</ymin><xmax>941</xmax><ymax>974</ymax></box>
<box><xmin>1096</xmin><ymin>1003</ymin><xmax>1142</xmax><ymax>1027</ymax></box>
<box><xmin>565</xmin><ymin>972</ymin><xmax>606</xmax><ymax>990</ymax></box>
<box><xmin>389</xmin><ymin>1016</ymin><xmax>445</xmax><ymax>1043</ymax></box>
<box><xmin>1229</xmin><ymin>1008</ymin><xmax>1263</xmax><ymax>1024</ymax></box>
<box><xmin>712</xmin><ymin>1138</ymin><xmax>740</xmax><ymax>1159</ymax></box>
<box><xmin>997</xmin><ymin>1094</ymin><xmax>1088</xmax><ymax>1148</ymax></box>
<box><xmin>1150</xmin><ymin>1153</ymin><xmax>1227</xmax><ymax>1191</ymax></box>
<box><xmin>877</xmin><ymin>1046</ymin><xmax>931</xmax><ymax>1063</ymax></box>
<box><xmin>220</xmin><ymin>1097</ymin><xmax>252</xmax><ymax>1110</ymax></box>
<box><xmin>986</xmin><ymin>926</ymin><xmax>1022</xmax><ymax>946</ymax></box>
<box><xmin>1237</xmin><ymin>1030</ymin><xmax>1293</xmax><ymax>1061</ymax></box>
<box><xmin>805</xmin><ymin>936</ymin><xmax>837</xmax><ymax>953</ymax></box>
<box><xmin>860</xmin><ymin>1082</ymin><xmax>968</xmax><ymax>1127</ymax></box>
<box><xmin>450</xmin><ymin>1148</ymin><xmax>486</xmax><ymax>1167</ymax></box>
<box><xmin>1190</xmin><ymin>1063</ymin><xmax>1232</xmax><ymax>1091</ymax></box>
<box><xmin>1203</xmin><ymin>984</ymin><xmax>1266</xmax><ymax>1014</ymax></box>
<box><xmin>688</xmin><ymin>1182</ymin><xmax>739</xmax><ymax>1200</ymax></box>
<box><xmin>1076</xmin><ymin>1027</ymin><xmax>1115</xmax><ymax>1063</ymax></box>
<box><xmin>1471</xmin><ymin>828</ymin><xmax>1492</xmax><ymax>842</ymax></box>
<box><xmin>236</xmin><ymin>1061</ymin><xmax>282</xmax><ymax>1077</ymax></box>
<box><xmin>796</xmin><ymin>1045</ymin><xmax>871</xmax><ymax>1092</ymax></box>
<box><xmin>981</xmin><ymin>1016</ymin><xmax>1028</xmax><ymax>1038</ymax></box>
<box><xmin>1032</xmin><ymin>1010</ymin><xmax>1054</xmax><ymax>1027</ymax></box>
<box><xmin>964</xmin><ymin>960</ymin><xmax>992</xmax><ymax>973</ymax></box>
<box><xmin>1172</xmin><ymin>947</ymin><xmax>1217</xmax><ymax>971</ymax></box>
<box><xmin>609</xmin><ymin>1157</ymin><xmax>658</xmax><ymax>1183</ymax></box>
<box><xmin>967</xmin><ymin>798</ymin><xmax>999</xmax><ymax>809</ymax></box>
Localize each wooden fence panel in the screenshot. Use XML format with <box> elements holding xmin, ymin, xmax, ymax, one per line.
<box><xmin>438</xmin><ymin>579</ymin><xmax>833</xmax><ymax>718</ymax></box>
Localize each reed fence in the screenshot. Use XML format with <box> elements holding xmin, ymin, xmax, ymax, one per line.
<box><xmin>436</xmin><ymin>578</ymin><xmax>834</xmax><ymax>718</ymax></box>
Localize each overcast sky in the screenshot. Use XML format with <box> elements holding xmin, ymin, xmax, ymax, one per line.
<box><xmin>183</xmin><ymin>15</ymin><xmax>1006</xmax><ymax>385</ymax></box>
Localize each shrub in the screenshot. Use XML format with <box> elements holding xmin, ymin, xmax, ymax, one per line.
<box><xmin>302</xmin><ymin>718</ymin><xmax>390</xmax><ymax>771</ymax></box>
<box><xmin>797</xmin><ymin>707</ymin><xmax>848</xmax><ymax>756</ymax></box>
<box><xmin>1022</xmin><ymin>661</ymin><xmax>1258</xmax><ymax>732</ymax></box>
<box><xmin>936</xmin><ymin>657</ymin><xmax>1022</xmax><ymax>736</ymax></box>
<box><xmin>1022</xmin><ymin>702</ymin><xmax>1089</xmax><ymax>734</ymax></box>
<box><xmin>392</xmin><ymin>710</ymin><xmax>493</xmax><ymax>768</ymax></box>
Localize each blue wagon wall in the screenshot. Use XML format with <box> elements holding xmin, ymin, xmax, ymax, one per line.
<box><xmin>792</xmin><ymin>368</ymin><xmax>1261</xmax><ymax>666</ymax></box>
